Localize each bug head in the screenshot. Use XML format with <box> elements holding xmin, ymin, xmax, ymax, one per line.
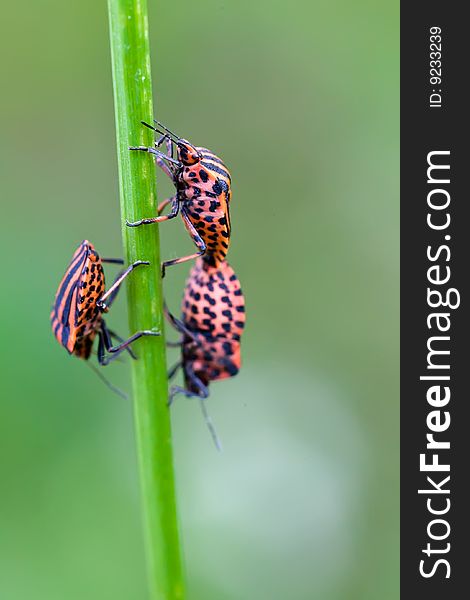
<box><xmin>149</xmin><ymin>120</ymin><xmax>202</xmax><ymax>165</ymax></box>
<box><xmin>175</xmin><ymin>139</ymin><xmax>201</xmax><ymax>166</ymax></box>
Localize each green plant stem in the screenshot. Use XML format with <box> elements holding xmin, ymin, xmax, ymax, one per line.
<box><xmin>107</xmin><ymin>1</ymin><xmax>185</xmax><ymax>598</ymax></box>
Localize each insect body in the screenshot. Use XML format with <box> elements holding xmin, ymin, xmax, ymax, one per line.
<box><xmin>166</xmin><ymin>258</ymin><xmax>246</xmax><ymax>448</ymax></box>
<box><xmin>51</xmin><ymin>240</ymin><xmax>159</xmax><ymax>367</ymax></box>
<box><xmin>182</xmin><ymin>258</ymin><xmax>245</xmax><ymax>341</ymax></box>
<box><xmin>127</xmin><ymin>121</ymin><xmax>232</xmax><ymax>271</ymax></box>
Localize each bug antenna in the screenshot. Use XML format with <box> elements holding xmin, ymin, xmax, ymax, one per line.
<box><xmin>152</xmin><ymin>120</ymin><xmax>200</xmax><ymax>157</ymax></box>
<box><xmin>141</xmin><ymin>120</ymin><xmax>158</xmax><ymax>132</ymax></box>
<box><xmin>154</xmin><ymin>119</ymin><xmax>181</xmax><ymax>141</ymax></box>
<box><xmin>86</xmin><ymin>361</ymin><xmax>128</xmax><ymax>400</ymax></box>
<box><xmin>199</xmin><ymin>398</ymin><xmax>223</xmax><ymax>451</ymax></box>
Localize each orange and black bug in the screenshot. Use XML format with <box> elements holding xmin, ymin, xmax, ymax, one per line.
<box><xmin>127</xmin><ymin>120</ymin><xmax>232</xmax><ymax>272</ymax></box>
<box><xmin>166</xmin><ymin>258</ymin><xmax>246</xmax><ymax>448</ymax></box>
<box><xmin>50</xmin><ymin>240</ymin><xmax>159</xmax><ymax>377</ymax></box>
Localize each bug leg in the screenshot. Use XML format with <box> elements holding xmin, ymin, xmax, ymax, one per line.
<box><xmin>96</xmin><ymin>326</ymin><xmax>127</xmax><ymax>366</ymax></box>
<box><xmin>168</xmin><ymin>360</ymin><xmax>182</xmax><ymax>380</ymax></box>
<box><xmin>107</xmin><ymin>327</ymin><xmax>138</xmax><ymax>360</ymax></box>
<box><xmin>97</xmin><ymin>329</ymin><xmax>107</xmax><ymax>365</ymax></box>
<box><xmin>97</xmin><ymin>322</ymin><xmax>131</xmax><ymax>365</ymax></box>
<box><xmin>105</xmin><ymin>329</ymin><xmax>161</xmax><ymax>357</ymax></box>
<box><xmin>157</xmin><ymin>196</ymin><xmax>172</xmax><ymax>215</ymax></box>
<box><xmin>98</xmin><ymin>322</ymin><xmax>160</xmax><ymax>366</ymax></box>
<box><xmin>129</xmin><ymin>144</ymin><xmax>179</xmax><ymax>180</ymax></box>
<box><xmin>140</xmin><ymin>121</ymin><xmax>176</xmax><ymax>174</ymax></box>
<box><xmin>126</xmin><ymin>196</ymin><xmax>179</xmax><ymax>228</ymax></box>
<box><xmin>129</xmin><ymin>145</ymin><xmax>180</xmax><ymax>168</ymax></box>
<box><xmin>155</xmin><ymin>134</ymin><xmax>175</xmax><ymax>162</ymax></box>
<box><xmin>97</xmin><ymin>260</ymin><xmax>150</xmax><ymax>311</ymax></box>
<box><xmin>100</xmin><ymin>258</ymin><xmax>125</xmax><ymax>265</ymax></box>
<box><xmin>162</xmin><ymin>251</ymin><xmax>205</xmax><ymax>277</ymax></box>
<box><xmin>155</xmin><ymin>154</ymin><xmax>177</xmax><ymax>179</ymax></box>
<box><xmin>164</xmin><ymin>302</ymin><xmax>199</xmax><ymax>343</ymax></box>
<box><xmin>161</xmin><ymin>212</ymin><xmax>206</xmax><ymax>275</ymax></box>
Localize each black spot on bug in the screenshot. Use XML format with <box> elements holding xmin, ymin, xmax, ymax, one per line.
<box><xmin>222</xmin><ymin>309</ymin><xmax>232</xmax><ymax>318</ymax></box>
<box><xmin>221</xmin><ymin>241</ymin><xmax>229</xmax><ymax>249</ymax></box>
<box><xmin>222</xmin><ymin>323</ymin><xmax>231</xmax><ymax>332</ymax></box>
<box><xmin>194</xmin><ymin>292</ymin><xmax>201</xmax><ymax>301</ymax></box>
<box><xmin>204</xmin><ymin>293</ymin><xmax>216</xmax><ymax>306</ymax></box>
<box><xmin>236</xmin><ymin>306</ymin><xmax>245</xmax><ymax>313</ymax></box>
<box><xmin>234</xmin><ymin>289</ymin><xmax>242</xmax><ymax>296</ymax></box>
<box><xmin>221</xmin><ymin>230</ymin><xmax>229</xmax><ymax>238</ymax></box>
<box><xmin>222</xmin><ymin>341</ymin><xmax>232</xmax><ymax>355</ymax></box>
<box><xmin>235</xmin><ymin>321</ymin><xmax>245</xmax><ymax>329</ymax></box>
<box><xmin>218</xmin><ymin>216</ymin><xmax>227</xmax><ymax>225</ymax></box>
<box><xmin>199</xmin><ymin>169</ymin><xmax>209</xmax><ymax>182</ymax></box>
<box><xmin>191</xmin><ymin>305</ymin><xmax>199</xmax><ymax>314</ymax></box>
<box><xmin>223</xmin><ymin>359</ymin><xmax>238</xmax><ymax>376</ymax></box>
<box><xmin>209</xmin><ymin>200</ymin><xmax>218</xmax><ymax>212</ymax></box>
<box><xmin>212</xmin><ymin>181</ymin><xmax>222</xmax><ymax>195</ymax></box>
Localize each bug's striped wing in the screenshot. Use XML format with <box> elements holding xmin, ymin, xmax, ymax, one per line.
<box><xmin>50</xmin><ymin>241</ymin><xmax>104</xmax><ymax>355</ymax></box>
<box><xmin>198</xmin><ymin>147</ymin><xmax>232</xmax><ymax>236</ymax></box>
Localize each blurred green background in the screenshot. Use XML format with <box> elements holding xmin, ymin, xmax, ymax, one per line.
<box><xmin>0</xmin><ymin>0</ymin><xmax>398</xmax><ymax>598</ymax></box>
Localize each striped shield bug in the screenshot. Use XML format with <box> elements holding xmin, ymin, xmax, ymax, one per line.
<box><xmin>127</xmin><ymin>120</ymin><xmax>232</xmax><ymax>273</ymax></box>
<box><xmin>50</xmin><ymin>240</ymin><xmax>159</xmax><ymax>394</ymax></box>
<box><xmin>166</xmin><ymin>257</ymin><xmax>246</xmax><ymax>448</ymax></box>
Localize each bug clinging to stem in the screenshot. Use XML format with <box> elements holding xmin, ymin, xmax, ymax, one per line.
<box><xmin>50</xmin><ymin>240</ymin><xmax>160</xmax><ymax>395</ymax></box>
<box><xmin>166</xmin><ymin>257</ymin><xmax>246</xmax><ymax>449</ymax></box>
<box><xmin>127</xmin><ymin>120</ymin><xmax>232</xmax><ymax>272</ymax></box>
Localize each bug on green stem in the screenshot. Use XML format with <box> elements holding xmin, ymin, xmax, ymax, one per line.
<box><xmin>50</xmin><ymin>240</ymin><xmax>160</xmax><ymax>395</ymax></box>
<box><xmin>128</xmin><ymin>120</ymin><xmax>232</xmax><ymax>272</ymax></box>
<box><xmin>166</xmin><ymin>257</ymin><xmax>246</xmax><ymax>448</ymax></box>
